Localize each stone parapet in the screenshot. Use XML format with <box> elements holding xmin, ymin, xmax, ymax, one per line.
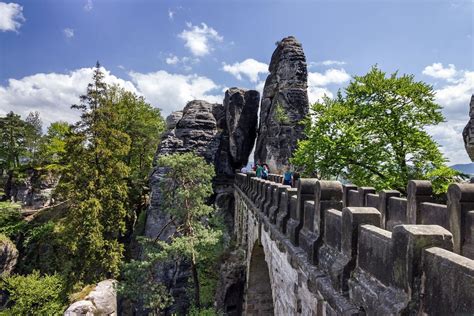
<box><xmin>233</xmin><ymin>173</ymin><xmax>474</xmax><ymax>314</ymax></box>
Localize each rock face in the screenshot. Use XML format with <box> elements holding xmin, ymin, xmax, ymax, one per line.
<box><xmin>0</xmin><ymin>235</ymin><xmax>18</xmax><ymax>275</ymax></box>
<box><xmin>64</xmin><ymin>280</ymin><xmax>117</xmax><ymax>316</ymax></box>
<box><xmin>463</xmin><ymin>95</ymin><xmax>474</xmax><ymax>161</ymax></box>
<box><xmin>254</xmin><ymin>36</ymin><xmax>309</xmax><ymax>173</ymax></box>
<box><xmin>144</xmin><ymin>88</ymin><xmax>259</xmax><ymax>314</ymax></box>
<box><xmin>3</xmin><ymin>169</ymin><xmax>59</xmax><ymax>209</ymax></box>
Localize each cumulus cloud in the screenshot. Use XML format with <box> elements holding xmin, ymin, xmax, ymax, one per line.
<box><xmin>168</xmin><ymin>9</ymin><xmax>174</xmax><ymax>20</ymax></box>
<box><xmin>308</xmin><ymin>87</ymin><xmax>333</xmax><ymax>104</ymax></box>
<box><xmin>84</xmin><ymin>0</ymin><xmax>93</xmax><ymax>11</ymax></box>
<box><xmin>0</xmin><ymin>2</ymin><xmax>24</xmax><ymax>32</ymax></box>
<box><xmin>178</xmin><ymin>22</ymin><xmax>223</xmax><ymax>57</ymax></box>
<box><xmin>222</xmin><ymin>59</ymin><xmax>268</xmax><ymax>83</ymax></box>
<box><xmin>165</xmin><ymin>54</ymin><xmax>198</xmax><ymax>71</ymax></box>
<box><xmin>422</xmin><ymin>63</ymin><xmax>458</xmax><ymax>80</ymax></box>
<box><xmin>434</xmin><ymin>70</ymin><xmax>474</xmax><ymax>120</ymax></box>
<box><xmin>129</xmin><ymin>70</ymin><xmax>222</xmax><ymax>115</ymax></box>
<box><xmin>308</xmin><ymin>69</ymin><xmax>351</xmax><ymax>86</ymax></box>
<box><xmin>306</xmin><ymin>68</ymin><xmax>351</xmax><ymax>104</ymax></box>
<box><xmin>426</xmin><ymin>121</ymin><xmax>470</xmax><ymax>165</ymax></box>
<box><xmin>310</xmin><ymin>60</ymin><xmax>346</xmax><ymax>67</ymax></box>
<box><xmin>63</xmin><ymin>28</ymin><xmax>74</xmax><ymax>38</ymax></box>
<box><xmin>0</xmin><ymin>67</ymin><xmax>137</xmax><ymax>126</ymax></box>
<box><xmin>419</xmin><ymin>62</ymin><xmax>474</xmax><ymax>164</ymax></box>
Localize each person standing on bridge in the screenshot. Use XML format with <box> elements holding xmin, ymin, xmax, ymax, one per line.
<box><xmin>255</xmin><ymin>161</ymin><xmax>264</xmax><ymax>178</ymax></box>
<box><xmin>283</xmin><ymin>166</ymin><xmax>293</xmax><ymax>186</ymax></box>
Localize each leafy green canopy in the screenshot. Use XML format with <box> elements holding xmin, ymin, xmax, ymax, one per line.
<box><xmin>119</xmin><ymin>152</ymin><xmax>222</xmax><ymax>314</ymax></box>
<box><xmin>292</xmin><ymin>66</ymin><xmax>458</xmax><ymax>193</ymax></box>
<box><xmin>0</xmin><ymin>271</ymin><xmax>65</xmax><ymax>315</ymax></box>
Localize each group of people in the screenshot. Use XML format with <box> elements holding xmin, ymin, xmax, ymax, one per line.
<box><xmin>241</xmin><ymin>162</ymin><xmax>299</xmax><ymax>188</ymax></box>
<box><xmin>282</xmin><ymin>165</ymin><xmax>299</xmax><ymax>187</ymax></box>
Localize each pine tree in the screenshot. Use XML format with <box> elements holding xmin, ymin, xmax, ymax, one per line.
<box><xmin>59</xmin><ymin>63</ymin><xmax>131</xmax><ymax>285</ymax></box>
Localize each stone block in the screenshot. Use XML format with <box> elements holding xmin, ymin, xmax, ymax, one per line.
<box><xmin>407</xmin><ymin>180</ymin><xmax>433</xmax><ymax>224</ymax></box>
<box><xmin>276</xmin><ymin>188</ymin><xmax>297</xmax><ymax>235</ymax></box>
<box><xmin>365</xmin><ymin>193</ymin><xmax>379</xmax><ymax>209</ymax></box>
<box><xmin>287</xmin><ymin>179</ymin><xmax>318</xmax><ymax>246</ymax></box>
<box><xmin>447</xmin><ymin>183</ymin><xmax>474</xmax><ymax>258</ymax></box>
<box><xmin>357</xmin><ymin>187</ymin><xmax>376</xmax><ymax>207</ymax></box>
<box><xmin>391</xmin><ymin>224</ymin><xmax>453</xmax><ymax>309</ymax></box>
<box><xmin>419</xmin><ymin>202</ymin><xmax>448</xmax><ymax>229</ymax></box>
<box><xmin>300</xmin><ymin>180</ymin><xmax>343</xmax><ymax>265</ymax></box>
<box><xmin>421</xmin><ymin>247</ymin><xmax>474</xmax><ymax>314</ymax></box>
<box><xmin>386</xmin><ymin>196</ymin><xmax>408</xmax><ymax>231</ymax></box>
<box><xmin>343</xmin><ymin>184</ymin><xmax>358</xmax><ymax>207</ymax></box>
<box><xmin>378</xmin><ymin>190</ymin><xmax>401</xmax><ymax>229</ymax></box>
<box><xmin>269</xmin><ymin>185</ymin><xmax>290</xmax><ymax>224</ymax></box>
<box><xmin>356</xmin><ymin>225</ymin><xmax>393</xmax><ymax>285</ymax></box>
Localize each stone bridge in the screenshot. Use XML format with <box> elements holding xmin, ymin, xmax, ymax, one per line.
<box><xmin>233</xmin><ymin>173</ymin><xmax>474</xmax><ymax>315</ymax></box>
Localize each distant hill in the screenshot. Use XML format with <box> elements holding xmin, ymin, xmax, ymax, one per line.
<box><xmin>451</xmin><ymin>163</ymin><xmax>474</xmax><ymax>175</ymax></box>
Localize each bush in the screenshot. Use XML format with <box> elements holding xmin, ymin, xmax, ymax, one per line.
<box><xmin>0</xmin><ymin>271</ymin><xmax>66</xmax><ymax>315</ymax></box>
<box><xmin>0</xmin><ymin>202</ymin><xmax>25</xmax><ymax>239</ymax></box>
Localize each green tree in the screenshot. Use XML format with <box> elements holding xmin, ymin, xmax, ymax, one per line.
<box><xmin>292</xmin><ymin>66</ymin><xmax>457</xmax><ymax>193</ymax></box>
<box><xmin>0</xmin><ymin>112</ymin><xmax>29</xmax><ymax>198</ymax></box>
<box><xmin>58</xmin><ymin>63</ymin><xmax>131</xmax><ymax>285</ymax></box>
<box><xmin>24</xmin><ymin>111</ymin><xmax>43</xmax><ymax>164</ymax></box>
<box><xmin>106</xmin><ymin>85</ymin><xmax>165</xmax><ymax>218</ymax></box>
<box><xmin>119</xmin><ymin>152</ymin><xmax>222</xmax><ymax>313</ymax></box>
<box><xmin>0</xmin><ymin>271</ymin><xmax>66</xmax><ymax>315</ymax></box>
<box><xmin>38</xmin><ymin>121</ymin><xmax>70</xmax><ymax>170</ymax></box>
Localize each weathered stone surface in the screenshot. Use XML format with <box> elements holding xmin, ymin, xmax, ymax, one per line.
<box><xmin>463</xmin><ymin>94</ymin><xmax>474</xmax><ymax>161</ymax></box>
<box><xmin>0</xmin><ymin>235</ymin><xmax>18</xmax><ymax>275</ymax></box>
<box><xmin>64</xmin><ymin>280</ymin><xmax>117</xmax><ymax>316</ymax></box>
<box><xmin>254</xmin><ymin>36</ymin><xmax>309</xmax><ymax>173</ymax></box>
<box><xmin>145</xmin><ymin>89</ymin><xmax>258</xmax><ymax>313</ymax></box>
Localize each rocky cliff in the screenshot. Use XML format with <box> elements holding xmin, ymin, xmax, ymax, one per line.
<box><xmin>463</xmin><ymin>94</ymin><xmax>474</xmax><ymax>161</ymax></box>
<box><xmin>254</xmin><ymin>36</ymin><xmax>309</xmax><ymax>173</ymax></box>
<box><xmin>144</xmin><ymin>88</ymin><xmax>259</xmax><ymax>314</ymax></box>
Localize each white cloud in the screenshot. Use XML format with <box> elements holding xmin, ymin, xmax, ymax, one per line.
<box><xmin>129</xmin><ymin>70</ymin><xmax>222</xmax><ymax>115</ymax></box>
<box><xmin>420</xmin><ymin>63</ymin><xmax>474</xmax><ymax>164</ymax></box>
<box><xmin>168</xmin><ymin>9</ymin><xmax>174</xmax><ymax>20</ymax></box>
<box><xmin>178</xmin><ymin>22</ymin><xmax>223</xmax><ymax>57</ymax></box>
<box><xmin>434</xmin><ymin>70</ymin><xmax>474</xmax><ymax>121</ymax></box>
<box><xmin>84</xmin><ymin>0</ymin><xmax>93</xmax><ymax>11</ymax></box>
<box><xmin>426</xmin><ymin>121</ymin><xmax>470</xmax><ymax>165</ymax></box>
<box><xmin>310</xmin><ymin>60</ymin><xmax>346</xmax><ymax>67</ymax></box>
<box><xmin>165</xmin><ymin>54</ymin><xmax>198</xmax><ymax>71</ymax></box>
<box><xmin>222</xmin><ymin>59</ymin><xmax>268</xmax><ymax>83</ymax></box>
<box><xmin>0</xmin><ymin>67</ymin><xmax>137</xmax><ymax>126</ymax></box>
<box><xmin>308</xmin><ymin>87</ymin><xmax>333</xmax><ymax>104</ymax></box>
<box><xmin>165</xmin><ymin>55</ymin><xmax>179</xmax><ymax>65</ymax></box>
<box><xmin>308</xmin><ymin>68</ymin><xmax>351</xmax><ymax>86</ymax></box>
<box><xmin>0</xmin><ymin>2</ymin><xmax>24</xmax><ymax>32</ymax></box>
<box><xmin>422</xmin><ymin>63</ymin><xmax>457</xmax><ymax>80</ymax></box>
<box><xmin>63</xmin><ymin>28</ymin><xmax>74</xmax><ymax>38</ymax></box>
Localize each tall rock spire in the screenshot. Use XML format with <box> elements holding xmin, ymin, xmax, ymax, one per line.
<box><xmin>463</xmin><ymin>95</ymin><xmax>474</xmax><ymax>161</ymax></box>
<box><xmin>254</xmin><ymin>36</ymin><xmax>309</xmax><ymax>172</ymax></box>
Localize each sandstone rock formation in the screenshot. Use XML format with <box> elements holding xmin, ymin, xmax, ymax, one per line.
<box><xmin>463</xmin><ymin>94</ymin><xmax>474</xmax><ymax>161</ymax></box>
<box><xmin>64</xmin><ymin>280</ymin><xmax>117</xmax><ymax>316</ymax></box>
<box><xmin>254</xmin><ymin>36</ymin><xmax>309</xmax><ymax>173</ymax></box>
<box><xmin>0</xmin><ymin>235</ymin><xmax>18</xmax><ymax>276</ymax></box>
<box><xmin>144</xmin><ymin>88</ymin><xmax>259</xmax><ymax>314</ymax></box>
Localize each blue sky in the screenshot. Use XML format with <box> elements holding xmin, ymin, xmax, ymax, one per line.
<box><xmin>0</xmin><ymin>0</ymin><xmax>473</xmax><ymax>164</ymax></box>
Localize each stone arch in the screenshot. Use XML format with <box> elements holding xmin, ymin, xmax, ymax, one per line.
<box><xmin>245</xmin><ymin>242</ymin><xmax>275</xmax><ymax>315</ymax></box>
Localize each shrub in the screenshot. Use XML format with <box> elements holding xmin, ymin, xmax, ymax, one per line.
<box><xmin>0</xmin><ymin>271</ymin><xmax>66</xmax><ymax>315</ymax></box>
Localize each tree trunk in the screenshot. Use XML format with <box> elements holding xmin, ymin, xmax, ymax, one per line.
<box><xmin>191</xmin><ymin>255</ymin><xmax>200</xmax><ymax>309</ymax></box>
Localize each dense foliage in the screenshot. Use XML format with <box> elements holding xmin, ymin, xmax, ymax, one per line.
<box><xmin>119</xmin><ymin>152</ymin><xmax>222</xmax><ymax>314</ymax></box>
<box><xmin>0</xmin><ymin>63</ymin><xmax>166</xmax><ymax>312</ymax></box>
<box><xmin>0</xmin><ymin>271</ymin><xmax>65</xmax><ymax>315</ymax></box>
<box><xmin>292</xmin><ymin>66</ymin><xmax>458</xmax><ymax>193</ymax></box>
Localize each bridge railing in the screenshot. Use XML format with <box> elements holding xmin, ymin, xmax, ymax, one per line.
<box><xmin>233</xmin><ymin>172</ymin><xmax>474</xmax><ymax>314</ymax></box>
